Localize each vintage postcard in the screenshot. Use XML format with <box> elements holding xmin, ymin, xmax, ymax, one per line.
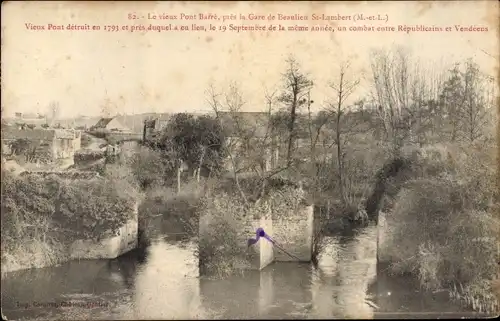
<box><xmin>1</xmin><ymin>0</ymin><xmax>499</xmax><ymax>320</ymax></box>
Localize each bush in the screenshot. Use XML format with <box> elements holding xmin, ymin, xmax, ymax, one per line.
<box><xmin>197</xmin><ymin>193</ymin><xmax>251</xmax><ymax>278</ymax></box>
<box><xmin>1</xmin><ymin>167</ymin><xmax>141</xmax><ymax>273</ymax></box>
<box><xmin>74</xmin><ymin>150</ymin><xmax>106</xmax><ymax>162</ymax></box>
<box><xmin>80</xmin><ymin>133</ymin><xmax>93</xmax><ymax>148</ymax></box>
<box><xmin>381</xmin><ymin>143</ymin><xmax>499</xmax><ymax>312</ymax></box>
<box><xmin>198</xmin><ymin>181</ymin><xmax>308</xmax><ymax>278</ymax></box>
<box><xmin>128</xmin><ymin>146</ymin><xmax>174</xmax><ymax>190</ymax></box>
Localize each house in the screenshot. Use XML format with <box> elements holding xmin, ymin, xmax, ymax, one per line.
<box><xmin>58</xmin><ymin>116</ymin><xmax>101</xmax><ymax>130</ymax></box>
<box><xmin>217</xmin><ymin>111</ymin><xmax>315</xmax><ymax>172</ymax></box>
<box><xmin>13</xmin><ymin>112</ymin><xmax>48</xmax><ymax>127</ymax></box>
<box><xmin>216</xmin><ymin>111</ymin><xmax>276</xmax><ymax>172</ymax></box>
<box><xmin>143</xmin><ymin>114</ymin><xmax>171</xmax><ymax>142</ymax></box>
<box><xmin>217</xmin><ymin>111</ymin><xmax>271</xmax><ymax>139</ymax></box>
<box><xmin>91</xmin><ymin>117</ymin><xmax>131</xmax><ymax>133</ymax></box>
<box><xmin>1</xmin><ymin>125</ymin><xmax>82</xmax><ymax>163</ymax></box>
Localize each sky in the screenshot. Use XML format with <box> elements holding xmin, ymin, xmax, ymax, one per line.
<box><xmin>1</xmin><ymin>1</ymin><xmax>498</xmax><ymax>119</ymax></box>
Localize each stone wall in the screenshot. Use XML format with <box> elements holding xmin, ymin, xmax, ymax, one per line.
<box><xmin>69</xmin><ymin>202</ymin><xmax>139</xmax><ymax>260</ymax></box>
<box><xmin>255</xmin><ymin>214</ymin><xmax>274</xmax><ymax>270</ymax></box>
<box><xmin>69</xmin><ymin>218</ymin><xmax>138</xmax><ymax>260</ymax></box>
<box><xmin>376</xmin><ymin>210</ymin><xmax>391</xmax><ymax>263</ymax></box>
<box><xmin>106</xmin><ymin>132</ymin><xmax>142</xmax><ymax>143</ymax></box>
<box><xmin>234</xmin><ymin>209</ymin><xmax>274</xmax><ymax>271</ymax></box>
<box><xmin>198</xmin><ymin>187</ymin><xmax>315</xmax><ymax>273</ymax></box>
<box><xmin>272</xmin><ymin>204</ymin><xmax>314</xmax><ymax>262</ymax></box>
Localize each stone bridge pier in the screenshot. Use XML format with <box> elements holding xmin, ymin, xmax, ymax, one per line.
<box><xmin>272</xmin><ymin>204</ymin><xmax>314</xmax><ymax>262</ymax></box>
<box><xmin>203</xmin><ymin>202</ymin><xmax>315</xmax><ymax>272</ymax></box>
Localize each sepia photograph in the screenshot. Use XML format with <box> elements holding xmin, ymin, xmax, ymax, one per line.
<box><xmin>1</xmin><ymin>0</ymin><xmax>499</xmax><ymax>319</ymax></box>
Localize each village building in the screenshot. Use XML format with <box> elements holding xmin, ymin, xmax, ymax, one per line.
<box><xmin>13</xmin><ymin>112</ymin><xmax>48</xmax><ymax>127</ymax></box>
<box><xmin>142</xmin><ymin>114</ymin><xmax>171</xmax><ymax>142</ymax></box>
<box><xmin>1</xmin><ymin>125</ymin><xmax>82</xmax><ymax>163</ymax></box>
<box><xmin>91</xmin><ymin>117</ymin><xmax>131</xmax><ymax>133</ymax></box>
<box><xmin>217</xmin><ymin>111</ymin><xmax>311</xmax><ymax>172</ymax></box>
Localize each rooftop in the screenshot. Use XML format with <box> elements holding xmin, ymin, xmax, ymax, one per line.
<box><xmin>1</xmin><ymin>126</ymin><xmax>79</xmax><ymax>141</ymax></box>
<box><xmin>217</xmin><ymin>111</ymin><xmax>271</xmax><ymax>138</ymax></box>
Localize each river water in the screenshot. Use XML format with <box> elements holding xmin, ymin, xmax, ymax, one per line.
<box><xmin>1</xmin><ymin>224</ymin><xmax>484</xmax><ymax>320</ymax></box>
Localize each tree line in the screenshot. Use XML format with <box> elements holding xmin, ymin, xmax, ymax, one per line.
<box><xmin>135</xmin><ymin>46</ymin><xmax>495</xmax><ymax>212</ymax></box>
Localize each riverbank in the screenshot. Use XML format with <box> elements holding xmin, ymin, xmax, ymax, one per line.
<box><xmin>376</xmin><ymin>143</ymin><xmax>499</xmax><ymax>314</ymax></box>
<box><xmin>1</xmin><ymin>165</ymin><xmax>141</xmax><ymax>275</ymax></box>
<box><xmin>1</xmin><ymin>232</ymin><xmax>480</xmax><ymax>320</ymax></box>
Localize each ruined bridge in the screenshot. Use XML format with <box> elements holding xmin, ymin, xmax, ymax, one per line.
<box><xmin>198</xmin><ymin>182</ymin><xmax>316</xmax><ymax>271</ymax></box>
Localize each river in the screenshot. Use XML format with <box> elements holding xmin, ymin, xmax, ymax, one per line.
<box><xmin>1</xmin><ymin>223</ymin><xmax>487</xmax><ymax>320</ymax></box>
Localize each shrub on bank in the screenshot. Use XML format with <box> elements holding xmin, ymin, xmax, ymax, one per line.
<box><xmin>380</xmin><ymin>143</ymin><xmax>499</xmax><ymax>313</ymax></box>
<box><xmin>127</xmin><ymin>146</ymin><xmax>174</xmax><ymax>190</ymax></box>
<box><xmin>198</xmin><ymin>179</ymin><xmax>308</xmax><ymax>278</ymax></box>
<box><xmin>198</xmin><ymin>193</ymin><xmax>249</xmax><ymax>278</ymax></box>
<box><xmin>1</xmin><ymin>167</ymin><xmax>140</xmax><ymax>274</ymax></box>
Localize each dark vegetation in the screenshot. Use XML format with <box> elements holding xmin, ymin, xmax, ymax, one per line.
<box><xmin>1</xmin><ymin>164</ymin><xmax>140</xmax><ymax>273</ymax></box>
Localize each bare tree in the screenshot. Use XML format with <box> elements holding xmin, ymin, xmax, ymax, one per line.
<box><xmin>439</xmin><ymin>63</ymin><xmax>464</xmax><ymax>142</ymax></box>
<box><xmin>206</xmin><ymin>82</ymin><xmax>250</xmax><ymax>205</ymax></box>
<box><xmin>327</xmin><ymin>61</ymin><xmax>360</xmax><ymax>204</ymax></box>
<box><xmin>460</xmin><ymin>59</ymin><xmax>490</xmax><ymax>143</ymax></box>
<box><xmin>370</xmin><ymin>47</ymin><xmax>416</xmax><ymax>151</ymax></box>
<box><xmin>369</xmin><ymin>47</ymin><xmax>445</xmax><ymax>150</ymax></box>
<box><xmin>440</xmin><ymin>59</ymin><xmax>491</xmax><ymax>144</ymax></box>
<box><xmin>206</xmin><ymin>81</ymin><xmax>300</xmax><ymax>206</ymax></box>
<box><xmin>278</xmin><ymin>55</ymin><xmax>314</xmax><ymax>165</ymax></box>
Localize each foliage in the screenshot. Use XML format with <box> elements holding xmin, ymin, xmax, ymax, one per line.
<box><xmin>80</xmin><ymin>133</ymin><xmax>93</xmax><ymax>148</ymax></box>
<box><xmin>74</xmin><ymin>150</ymin><xmax>106</xmax><ymax>162</ymax></box>
<box><xmin>379</xmin><ymin>143</ymin><xmax>498</xmax><ymax>312</ymax></box>
<box><xmin>1</xmin><ymin>167</ymin><xmax>140</xmax><ymax>272</ymax></box>
<box><xmin>138</xmin><ymin>183</ymin><xmax>202</xmax><ymax>240</ymax></box>
<box><xmin>197</xmin><ymin>192</ymin><xmax>249</xmax><ymax>278</ymax></box>
<box><xmin>127</xmin><ymin>146</ymin><xmax>173</xmax><ymax>190</ymax></box>
<box><xmin>150</xmin><ymin>113</ymin><xmax>226</xmax><ymax>177</ymax></box>
<box><xmin>7</xmin><ymin>139</ymin><xmax>31</xmax><ymax>156</ymax></box>
<box><xmin>439</xmin><ymin>60</ymin><xmax>493</xmax><ymax>143</ymax></box>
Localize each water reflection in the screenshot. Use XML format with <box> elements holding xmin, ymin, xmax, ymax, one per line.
<box><xmin>134</xmin><ymin>239</ymin><xmax>203</xmax><ymax>319</ymax></box>
<box><xmin>310</xmin><ymin>225</ymin><xmax>377</xmax><ymax>319</ymax></box>
<box><xmin>2</xmin><ymin>224</ymin><xmax>471</xmax><ymax>320</ymax></box>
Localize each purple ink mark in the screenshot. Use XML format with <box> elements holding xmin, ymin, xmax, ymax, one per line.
<box><xmin>247</xmin><ymin>227</ymin><xmax>301</xmax><ymax>261</ymax></box>
<box><xmin>247</xmin><ymin>228</ymin><xmax>265</xmax><ymax>247</ymax></box>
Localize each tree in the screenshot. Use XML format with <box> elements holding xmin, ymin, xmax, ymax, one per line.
<box><xmin>278</xmin><ymin>56</ymin><xmax>314</xmax><ymax>165</ymax></box>
<box><xmin>327</xmin><ymin>61</ymin><xmax>360</xmax><ymax>205</ymax></box>
<box><xmin>369</xmin><ymin>46</ymin><xmax>444</xmax><ymax>149</ymax></box>
<box><xmin>8</xmin><ymin>139</ymin><xmax>31</xmax><ymax>156</ymax></box>
<box><xmin>460</xmin><ymin>60</ymin><xmax>490</xmax><ymax>143</ymax></box>
<box><xmin>439</xmin><ymin>63</ymin><xmax>464</xmax><ymax>142</ymax></box>
<box><xmin>128</xmin><ymin>147</ymin><xmax>170</xmax><ymax>190</ymax></box>
<box><xmin>151</xmin><ymin>112</ymin><xmax>225</xmax><ymax>192</ymax></box>
<box><xmin>207</xmin><ymin>82</ymin><xmax>255</xmax><ymax>205</ymax></box>
<box><xmin>439</xmin><ymin>59</ymin><xmax>491</xmax><ymax>143</ymax></box>
<box><xmin>207</xmin><ymin>81</ymin><xmax>295</xmax><ymax>206</ymax></box>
